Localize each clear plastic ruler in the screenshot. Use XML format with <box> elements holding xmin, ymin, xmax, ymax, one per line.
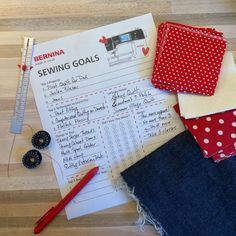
<box><xmin>10</xmin><ymin>37</ymin><xmax>35</xmax><ymax>134</ymax></box>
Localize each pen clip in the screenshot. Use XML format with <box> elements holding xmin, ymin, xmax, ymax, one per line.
<box><xmin>36</xmin><ymin>207</ymin><xmax>55</xmax><ymax>225</ymax></box>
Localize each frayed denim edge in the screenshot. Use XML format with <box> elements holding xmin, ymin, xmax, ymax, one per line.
<box><xmin>116</xmin><ymin>176</ymin><xmax>169</xmax><ymax>236</ymax></box>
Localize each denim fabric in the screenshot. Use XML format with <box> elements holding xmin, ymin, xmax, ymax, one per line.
<box><xmin>121</xmin><ymin>131</ymin><xmax>236</xmax><ymax>236</ymax></box>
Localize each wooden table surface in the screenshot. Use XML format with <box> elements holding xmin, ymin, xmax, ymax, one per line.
<box><xmin>0</xmin><ymin>1</ymin><xmax>236</xmax><ymax>235</ymax></box>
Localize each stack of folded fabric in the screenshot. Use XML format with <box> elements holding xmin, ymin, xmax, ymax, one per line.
<box><xmin>152</xmin><ymin>22</ymin><xmax>227</xmax><ymax>95</ymax></box>
<box><xmin>151</xmin><ymin>22</ymin><xmax>236</xmax><ymax>162</ymax></box>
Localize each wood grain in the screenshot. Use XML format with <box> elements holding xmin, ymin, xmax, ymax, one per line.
<box><xmin>0</xmin><ymin>1</ymin><xmax>235</xmax><ymax>235</ymax></box>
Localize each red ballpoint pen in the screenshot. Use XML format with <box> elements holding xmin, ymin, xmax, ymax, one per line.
<box><xmin>34</xmin><ymin>166</ymin><xmax>99</xmax><ymax>234</ymax></box>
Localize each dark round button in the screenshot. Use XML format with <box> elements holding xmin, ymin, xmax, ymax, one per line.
<box><xmin>32</xmin><ymin>130</ymin><xmax>51</xmax><ymax>149</ymax></box>
<box><xmin>22</xmin><ymin>149</ymin><xmax>42</xmax><ymax>169</ymax></box>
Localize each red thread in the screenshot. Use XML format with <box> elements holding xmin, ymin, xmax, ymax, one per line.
<box><xmin>22</xmin><ymin>65</ymin><xmax>27</xmax><ymax>71</ymax></box>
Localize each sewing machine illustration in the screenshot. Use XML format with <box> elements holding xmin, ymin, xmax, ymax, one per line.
<box><xmin>104</xmin><ymin>29</ymin><xmax>147</xmax><ymax>66</ymax></box>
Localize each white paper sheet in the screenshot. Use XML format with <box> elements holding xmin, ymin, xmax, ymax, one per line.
<box><xmin>30</xmin><ymin>14</ymin><xmax>185</xmax><ymax>219</ymax></box>
<box><xmin>178</xmin><ymin>52</ymin><xmax>236</xmax><ymax>119</ymax></box>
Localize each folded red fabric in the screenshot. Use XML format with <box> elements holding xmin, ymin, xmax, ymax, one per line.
<box><xmin>152</xmin><ymin>22</ymin><xmax>227</xmax><ymax>96</ymax></box>
<box><xmin>174</xmin><ymin>104</ymin><xmax>236</xmax><ymax>162</ymax></box>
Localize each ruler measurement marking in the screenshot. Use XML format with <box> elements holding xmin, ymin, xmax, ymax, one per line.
<box><xmin>10</xmin><ymin>37</ymin><xmax>35</xmax><ymax>134</ymax></box>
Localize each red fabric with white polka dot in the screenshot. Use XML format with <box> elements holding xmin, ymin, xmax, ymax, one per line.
<box><xmin>174</xmin><ymin>104</ymin><xmax>236</xmax><ymax>162</ymax></box>
<box><xmin>152</xmin><ymin>22</ymin><xmax>227</xmax><ymax>96</ymax></box>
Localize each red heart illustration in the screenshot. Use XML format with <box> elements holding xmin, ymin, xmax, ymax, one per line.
<box><xmin>99</xmin><ymin>36</ymin><xmax>108</xmax><ymax>44</ymax></box>
<box><xmin>142</xmin><ymin>47</ymin><xmax>149</xmax><ymax>56</ymax></box>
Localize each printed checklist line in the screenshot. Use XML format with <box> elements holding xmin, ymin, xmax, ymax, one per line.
<box><xmin>50</xmin><ymin>102</ymin><xmax>104</xmax><ymax>118</ymax></box>
<box><xmin>73</xmin><ymin>191</ymin><xmax>114</xmax><ymax>203</ymax></box>
<box><xmin>66</xmin><ymin>164</ymin><xmax>107</xmax><ymax>177</ymax></box>
<box><xmin>74</xmin><ymin>185</ymin><xmax>113</xmax><ymax>197</ymax></box>
<box><xmin>55</xmin><ymin>114</ymin><xmax>107</xmax><ymax>131</ymax></box>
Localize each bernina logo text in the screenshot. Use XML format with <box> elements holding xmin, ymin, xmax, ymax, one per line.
<box><xmin>34</xmin><ymin>49</ymin><xmax>65</xmax><ymax>62</ymax></box>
